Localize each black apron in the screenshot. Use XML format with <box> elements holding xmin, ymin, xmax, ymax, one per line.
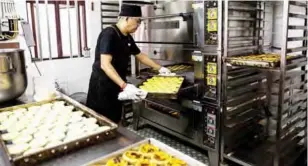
<box><xmin>86</xmin><ymin>25</ymin><xmax>131</xmax><ymax>123</ymax></box>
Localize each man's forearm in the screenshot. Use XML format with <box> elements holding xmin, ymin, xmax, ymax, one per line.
<box><xmin>136</xmin><ymin>53</ymin><xmax>161</xmax><ymax>70</ymax></box>
<box><xmin>101</xmin><ymin>63</ymin><xmax>125</xmax><ymax>87</ymax></box>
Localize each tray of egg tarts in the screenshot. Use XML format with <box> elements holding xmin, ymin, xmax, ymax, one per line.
<box><xmin>85</xmin><ymin>138</ymin><xmax>206</xmax><ymax>166</ymax></box>
<box><xmin>138</xmin><ymin>76</ymin><xmax>185</xmax><ymax>99</ymax></box>
<box><xmin>0</xmin><ymin>92</ymin><xmax>118</xmax><ymax>166</ymax></box>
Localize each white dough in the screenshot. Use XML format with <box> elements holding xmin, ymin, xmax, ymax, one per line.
<box><xmin>7</xmin><ymin>123</ymin><xmax>26</xmax><ymax>133</ymax></box>
<box><xmin>29</xmin><ymin>137</ymin><xmax>48</xmax><ymax>149</ymax></box>
<box><xmin>82</xmin><ymin>117</ymin><xmax>97</xmax><ymax>125</ymax></box>
<box><xmin>67</xmin><ymin>122</ymin><xmax>84</xmax><ymax>131</ymax></box>
<box><xmin>33</xmin><ymin>130</ymin><xmax>49</xmax><ymax>138</ymax></box>
<box><xmin>21</xmin><ymin>127</ymin><xmax>38</xmax><ymax>135</ymax></box>
<box><xmin>45</xmin><ymin>140</ymin><xmax>62</xmax><ymax>148</ymax></box>
<box><xmin>1</xmin><ymin>132</ymin><xmax>20</xmax><ymax>141</ymax></box>
<box><xmin>68</xmin><ymin>115</ymin><xmax>83</xmax><ymax>123</ymax></box>
<box><xmin>48</xmin><ymin>132</ymin><xmax>65</xmax><ymax>142</ymax></box>
<box><xmin>12</xmin><ymin>134</ymin><xmax>33</xmax><ymax>144</ymax></box>
<box><xmin>51</xmin><ymin>126</ymin><xmax>67</xmax><ymax>134</ymax></box>
<box><xmin>83</xmin><ymin>123</ymin><xmax>99</xmax><ymax>132</ymax></box>
<box><xmin>23</xmin><ymin>147</ymin><xmax>43</xmax><ymax>155</ymax></box>
<box><xmin>96</xmin><ymin>126</ymin><xmax>111</xmax><ymax>132</ymax></box>
<box><xmin>8</xmin><ymin>143</ymin><xmax>30</xmax><ymax>155</ymax></box>
<box><xmin>65</xmin><ymin>106</ymin><xmax>75</xmax><ymax>111</ymax></box>
<box><xmin>71</xmin><ymin>110</ymin><xmax>84</xmax><ymax>117</ymax></box>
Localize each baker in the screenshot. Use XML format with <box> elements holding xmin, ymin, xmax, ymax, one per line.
<box><xmin>86</xmin><ymin>4</ymin><xmax>173</xmax><ymax>123</ymax></box>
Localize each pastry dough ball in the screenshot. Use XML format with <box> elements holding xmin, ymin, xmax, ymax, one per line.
<box><xmin>40</xmin><ymin>104</ymin><xmax>52</xmax><ymax>111</ymax></box>
<box><xmin>1</xmin><ymin>132</ymin><xmax>20</xmax><ymax>141</ymax></box>
<box><xmin>66</xmin><ymin>129</ymin><xmax>85</xmax><ymax>138</ymax></box>
<box><xmin>65</xmin><ymin>105</ymin><xmax>75</xmax><ymax>111</ymax></box>
<box><xmin>2</xmin><ymin>117</ymin><xmax>18</xmax><ymax>129</ymax></box>
<box><xmin>33</xmin><ymin>130</ymin><xmax>49</xmax><ymax>139</ymax></box>
<box><xmin>37</xmin><ymin>124</ymin><xmax>54</xmax><ymax>132</ymax></box>
<box><xmin>12</xmin><ymin>134</ymin><xmax>33</xmax><ymax>144</ymax></box>
<box><xmin>51</xmin><ymin>125</ymin><xmax>67</xmax><ymax>134</ymax></box>
<box><xmin>67</xmin><ymin>122</ymin><xmax>84</xmax><ymax>131</ymax></box>
<box><xmin>82</xmin><ymin>117</ymin><xmax>97</xmax><ymax>125</ymax></box>
<box><xmin>63</xmin><ymin>135</ymin><xmax>76</xmax><ymax>143</ymax></box>
<box><xmin>29</xmin><ymin>137</ymin><xmax>48</xmax><ymax>149</ymax></box>
<box><xmin>83</xmin><ymin>123</ymin><xmax>99</xmax><ymax>132</ymax></box>
<box><xmin>69</xmin><ymin>114</ymin><xmax>83</xmax><ymax>123</ymax></box>
<box><xmin>45</xmin><ymin>140</ymin><xmax>62</xmax><ymax>148</ymax></box>
<box><xmin>47</xmin><ymin>132</ymin><xmax>65</xmax><ymax>142</ymax></box>
<box><xmin>71</xmin><ymin>110</ymin><xmax>84</xmax><ymax>117</ymax></box>
<box><xmin>52</xmin><ymin>101</ymin><xmax>65</xmax><ymax>108</ymax></box>
<box><xmin>7</xmin><ymin>123</ymin><xmax>26</xmax><ymax>133</ymax></box>
<box><xmin>23</xmin><ymin>147</ymin><xmax>43</xmax><ymax>155</ymax></box>
<box><xmin>96</xmin><ymin>126</ymin><xmax>111</xmax><ymax>132</ymax></box>
<box><xmin>7</xmin><ymin>143</ymin><xmax>30</xmax><ymax>155</ymax></box>
<box><xmin>21</xmin><ymin>127</ymin><xmax>38</xmax><ymax>135</ymax></box>
<box><xmin>54</xmin><ymin>119</ymin><xmax>69</xmax><ymax>126</ymax></box>
<box><xmin>0</xmin><ymin>111</ymin><xmax>12</xmax><ymax>118</ymax></box>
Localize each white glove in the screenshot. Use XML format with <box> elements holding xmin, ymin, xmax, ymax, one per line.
<box><xmin>118</xmin><ymin>84</ymin><xmax>148</xmax><ymax>101</ymax></box>
<box><xmin>158</xmin><ymin>67</ymin><xmax>176</xmax><ymax>76</ymax></box>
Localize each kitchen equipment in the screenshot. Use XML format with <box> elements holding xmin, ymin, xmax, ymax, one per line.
<box><xmin>0</xmin><ymin>49</ymin><xmax>27</xmax><ymax>103</ymax></box>
<box><xmin>84</xmin><ymin>138</ymin><xmax>206</xmax><ymax>166</ymax></box>
<box><xmin>0</xmin><ymin>92</ymin><xmax>118</xmax><ymax>166</ymax></box>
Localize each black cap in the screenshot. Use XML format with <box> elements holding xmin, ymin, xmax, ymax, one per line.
<box><xmin>119</xmin><ymin>4</ymin><xmax>142</xmax><ymax>17</ymax></box>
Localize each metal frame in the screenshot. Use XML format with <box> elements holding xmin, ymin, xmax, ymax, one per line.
<box><xmin>220</xmin><ymin>1</ymin><xmax>308</xmax><ymax>166</ymax></box>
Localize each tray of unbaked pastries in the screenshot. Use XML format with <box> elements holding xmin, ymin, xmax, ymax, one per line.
<box><xmin>84</xmin><ymin>138</ymin><xmax>206</xmax><ymax>166</ymax></box>
<box><xmin>0</xmin><ymin>92</ymin><xmax>118</xmax><ymax>166</ymax></box>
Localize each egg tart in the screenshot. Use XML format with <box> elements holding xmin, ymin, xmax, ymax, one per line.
<box><xmin>167</xmin><ymin>157</ymin><xmax>187</xmax><ymax>166</ymax></box>
<box><xmin>151</xmin><ymin>151</ymin><xmax>170</xmax><ymax>165</ymax></box>
<box><xmin>122</xmin><ymin>151</ymin><xmax>143</xmax><ymax>164</ymax></box>
<box><xmin>139</xmin><ymin>143</ymin><xmax>159</xmax><ymax>157</ymax></box>
<box><xmin>106</xmin><ymin>156</ymin><xmax>127</xmax><ymax>166</ymax></box>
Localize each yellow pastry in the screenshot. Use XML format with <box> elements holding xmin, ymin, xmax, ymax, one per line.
<box><xmin>122</xmin><ymin>151</ymin><xmax>143</xmax><ymax>164</ymax></box>
<box><xmin>106</xmin><ymin>156</ymin><xmax>128</xmax><ymax>166</ymax></box>
<box><xmin>167</xmin><ymin>157</ymin><xmax>187</xmax><ymax>166</ymax></box>
<box><xmin>151</xmin><ymin>151</ymin><xmax>170</xmax><ymax>165</ymax></box>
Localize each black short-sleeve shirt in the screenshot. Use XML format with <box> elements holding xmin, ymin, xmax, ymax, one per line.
<box><xmin>93</xmin><ymin>25</ymin><xmax>140</xmax><ymax>81</ymax></box>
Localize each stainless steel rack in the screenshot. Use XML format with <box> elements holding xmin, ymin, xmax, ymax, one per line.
<box><xmin>220</xmin><ymin>1</ymin><xmax>307</xmax><ymax>166</ymax></box>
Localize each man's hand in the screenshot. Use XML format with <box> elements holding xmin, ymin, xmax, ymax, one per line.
<box><xmin>158</xmin><ymin>67</ymin><xmax>176</xmax><ymax>76</ymax></box>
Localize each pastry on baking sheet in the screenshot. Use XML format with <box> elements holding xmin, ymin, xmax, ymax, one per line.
<box><xmin>7</xmin><ymin>143</ymin><xmax>30</xmax><ymax>155</ymax></box>
<box><xmin>12</xmin><ymin>134</ymin><xmax>33</xmax><ymax>144</ymax></box>
<box><xmin>151</xmin><ymin>151</ymin><xmax>170</xmax><ymax>165</ymax></box>
<box><xmin>122</xmin><ymin>151</ymin><xmax>143</xmax><ymax>164</ymax></box>
<box><xmin>139</xmin><ymin>143</ymin><xmax>159</xmax><ymax>157</ymax></box>
<box><xmin>105</xmin><ymin>156</ymin><xmax>127</xmax><ymax>166</ymax></box>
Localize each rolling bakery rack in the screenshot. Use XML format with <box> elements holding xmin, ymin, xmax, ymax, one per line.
<box><xmin>218</xmin><ymin>0</ymin><xmax>307</xmax><ymax>166</ymax></box>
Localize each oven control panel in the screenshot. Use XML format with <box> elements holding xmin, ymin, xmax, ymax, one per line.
<box><xmin>204</xmin><ymin>55</ymin><xmax>217</xmax><ymax>101</ymax></box>
<box><xmin>203</xmin><ymin>105</ymin><xmax>218</xmax><ymax>149</ymax></box>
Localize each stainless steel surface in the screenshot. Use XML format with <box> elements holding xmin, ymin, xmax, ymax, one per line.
<box><xmin>67</xmin><ymin>0</ymin><xmax>72</xmax><ymax>58</ymax></box>
<box><xmin>35</xmin><ymin>0</ymin><xmax>42</xmax><ymax>60</ymax></box>
<box><xmin>75</xmin><ymin>0</ymin><xmax>81</xmax><ymax>57</ymax></box>
<box><xmin>136</xmin><ymin>1</ymin><xmax>194</xmax><ymax>62</ymax></box>
<box><xmin>0</xmin><ymin>49</ymin><xmax>27</xmax><ymax>103</ymax></box>
<box><xmin>275</xmin><ymin>1</ymin><xmax>289</xmax><ymax>165</ymax></box>
<box><xmin>45</xmin><ymin>0</ymin><xmax>52</xmax><ymax>60</ymax></box>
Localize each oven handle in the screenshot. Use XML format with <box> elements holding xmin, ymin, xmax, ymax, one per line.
<box><xmin>142</xmin><ymin>12</ymin><xmax>193</xmax><ymax>21</ymax></box>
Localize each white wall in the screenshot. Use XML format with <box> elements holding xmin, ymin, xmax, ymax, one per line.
<box><xmin>14</xmin><ymin>0</ymin><xmax>102</xmax><ymax>96</ymax></box>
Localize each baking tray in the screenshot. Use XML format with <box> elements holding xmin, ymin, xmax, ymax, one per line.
<box><xmin>0</xmin><ymin>92</ymin><xmax>118</xmax><ymax>166</ymax></box>
<box><xmin>226</xmin><ymin>54</ymin><xmax>302</xmax><ymax>68</ymax></box>
<box><xmin>84</xmin><ymin>138</ymin><xmax>206</xmax><ymax>166</ymax></box>
<box><xmin>139</xmin><ymin>76</ymin><xmax>185</xmax><ymax>99</ymax></box>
